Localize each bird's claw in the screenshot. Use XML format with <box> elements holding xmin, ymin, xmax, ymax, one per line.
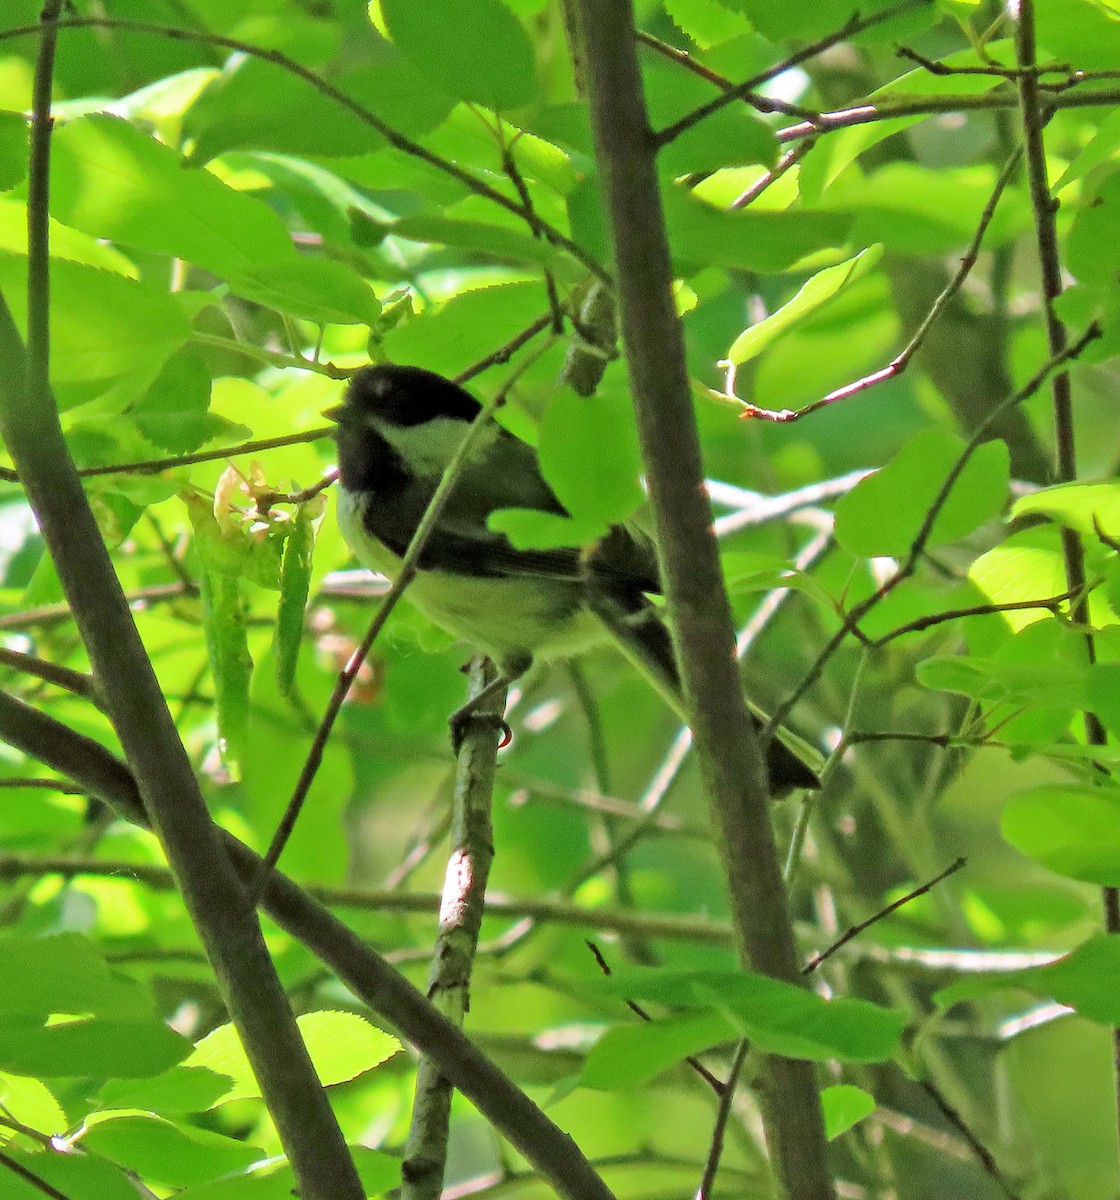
<box><xmin>449</xmin><ymin>709</ymin><xmax>512</xmax><ymax>753</ymax></box>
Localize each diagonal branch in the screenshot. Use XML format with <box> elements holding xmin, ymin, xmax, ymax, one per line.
<box><xmin>0</xmin><ymin>690</ymin><xmax>618</xmax><ymax>1200</ymax></box>
<box><xmin>3</xmin><ymin>19</ymin><xmax>362</xmax><ymax>1189</ymax></box>
<box><xmin>655</xmin><ymin>0</ymin><xmax>933</xmax><ymax>146</ymax></box>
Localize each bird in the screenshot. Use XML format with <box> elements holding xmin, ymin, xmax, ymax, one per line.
<box><xmin>327</xmin><ymin>363</ymin><xmax>820</xmax><ymax>795</ymax></box>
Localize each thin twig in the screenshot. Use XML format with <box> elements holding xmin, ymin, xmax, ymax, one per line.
<box><xmin>0</xmin><ymin>583</ymin><xmax>193</xmax><ymax>632</ymax></box>
<box><xmin>656</xmin><ymin>0</ymin><xmax>933</xmax><ymax>146</ymax></box>
<box><xmin>636</xmin><ymin>32</ymin><xmax>820</xmax><ymax>122</ymax></box>
<box><xmin>0</xmin><ymin>854</ymin><xmax>738</xmax><ymax>943</ymax></box>
<box><xmin>0</xmin><ymin>648</ymin><xmax>103</xmax><ymax>707</ymax></box>
<box><xmin>897</xmin><ymin>44</ymin><xmax>1068</xmax><ymax>80</ymax></box>
<box><xmin>869</xmin><ymin>586</ymin><xmax>1084</xmax><ymax>645</ymax></box>
<box><xmin>917</xmin><ymin>1077</ymin><xmax>1022</xmax><ymax>1200</ymax></box>
<box><xmin>803</xmin><ymin>858</ymin><xmax>967</xmax><ymax>973</ymax></box>
<box><xmin>1014</xmin><ymin>0</ymin><xmax>1119</xmax><ymax>1152</ymax></box>
<box><xmin>586</xmin><ymin>942</ymin><xmax>725</xmax><ymax>1094</ymax></box>
<box><xmin>767</xmin><ymin>323</ymin><xmax>1100</xmax><ymax>736</ymax></box>
<box><xmin>0</xmin><ymin>1149</ymin><xmax>72</xmax><ymax>1200</ymax></box>
<box><xmin>455</xmin><ymin>314</ymin><xmax>554</xmax><ymax>384</ymax></box>
<box><xmin>731</xmin><ymin>139</ymin><xmax>816</xmax><ymax>209</ymax></box>
<box><xmin>739</xmin><ymin>147</ymin><xmax>1022</xmax><ymax>422</ymax></box>
<box><xmin>0</xmin><ymin>427</ymin><xmax>337</xmax><ymax>484</ymax></box>
<box><xmin>696</xmin><ymin>1040</ymin><xmax>750</xmax><ymax>1199</ymax></box>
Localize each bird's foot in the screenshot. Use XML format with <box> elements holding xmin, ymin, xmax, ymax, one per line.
<box><xmin>448</xmin><ymin>704</ymin><xmax>512</xmax><ymax>753</ymax></box>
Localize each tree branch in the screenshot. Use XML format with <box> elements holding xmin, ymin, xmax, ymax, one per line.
<box><xmin>568</xmin><ymin>5</ymin><xmax>833</xmax><ymax>1197</ymax></box>
<box><xmin>2</xmin><ymin>107</ymin><xmax>363</xmax><ymax>1194</ymax></box>
<box><xmin>403</xmin><ymin>658</ymin><xmax>504</xmax><ymax>1200</ymax></box>
<box><xmin>0</xmin><ymin>690</ymin><xmax>618</xmax><ymax>1200</ymax></box>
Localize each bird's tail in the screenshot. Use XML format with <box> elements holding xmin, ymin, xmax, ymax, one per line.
<box><xmin>587</xmin><ymin>587</ymin><xmax>821</xmax><ymax>796</ymax></box>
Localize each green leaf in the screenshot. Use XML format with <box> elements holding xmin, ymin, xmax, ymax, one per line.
<box><xmin>1002</xmin><ymin>1017</ymin><xmax>1118</xmax><ymax>1198</ymax></box>
<box><xmin>594</xmin><ymin>968</ymin><xmax>906</xmax><ymax>1063</ymax></box>
<box><xmin>0</xmin><ymin>194</ymin><xmax>138</xmax><ymax>276</ymax></box>
<box><xmin>382</xmin><ymin>280</ymin><xmax>550</xmax><ymax>377</ymax></box>
<box><xmin>98</xmin><ymin>1066</ymin><xmax>235</xmax><ymax>1115</ymax></box>
<box><xmin>1088</xmin><ymin>663</ymin><xmax>1120</xmax><ymax>739</ymax></box>
<box><xmin>0</xmin><ymin>253</ymin><xmax>191</xmax><ymax>391</ymax></box>
<box><xmin>662</xmin><ymin>188</ymin><xmax>853</xmax><ymax>272</ymax></box>
<box><xmin>644</xmin><ymin>58</ymin><xmax>776</xmax><ymax>175</ymax></box>
<box><xmin>0</xmin><ymin>1072</ymin><xmax>66</xmax><ymax>1139</ymax></box>
<box><xmin>1036</xmin><ymin>0</ymin><xmax>1120</xmax><ymax>69</ymax></box>
<box><xmin>581</xmin><ymin>1009</ymin><xmax>732</xmax><ymax>1089</ymax></box>
<box><xmin>1012</xmin><ymin>479</ymin><xmax>1120</xmax><ymax>540</ymax></box>
<box><xmin>734</xmin><ymin>0</ymin><xmax>920</xmax><ymax>40</ymax></box>
<box><xmin>1054</xmin><ymin>107</ymin><xmax>1120</xmax><ymax>192</ymax></box>
<box><xmin>229</xmin><ymin>257</ymin><xmax>381</xmax><ymax>326</ymax></box>
<box><xmin>0</xmin><ymin>110</ymin><xmax>29</xmax><ymax>190</ymax></box>
<box><xmin>172</xmin><ymin>1146</ymin><xmax>401</xmax><ymax>1200</ymax></box>
<box><xmin>183</xmin><ymin>56</ymin><xmax>456</xmax><ymax>161</ymax></box>
<box><xmin>0</xmin><ymin>1151</ymin><xmax>138</xmax><ymax>1200</ymax></box>
<box><xmin>275</xmin><ymin>503</ymin><xmax>321</xmax><ymax>698</ymax></box>
<box><xmin>537</xmin><ymin>385</ymin><xmax>644</xmax><ymax>529</ymax></box>
<box><xmin>917</xmin><ymin>652</ymin><xmax>1087</xmax><ymax>708</ymax></box>
<box><xmin>663</xmin><ymin>0</ymin><xmax>751</xmax><ymax>46</ymax></box>
<box><xmin>81</xmin><ymin>1114</ymin><xmax>263</xmax><ymax>1189</ymax></box>
<box><xmin>835</xmin><ymin>429</ymin><xmax>1009</xmax><ymax>558</ymax></box>
<box><xmin>187</xmin><ymin>1011</ymin><xmax>399</xmax><ymax>1105</ymax></box>
<box><xmin>728</xmin><ymin>246</ymin><xmax>883</xmax><ymax>364</ymax></box>
<box><xmin>968</xmin><ymin>529</ymin><xmax>1072</xmax><ymax>633</ymax></box>
<box><xmin>823</xmin><ymin>163</ymin><xmax>1030</xmax><ymax>254</ymax></box>
<box><xmin>0</xmin><ymin>1016</ymin><xmax>191</xmax><ymax>1079</ymax></box>
<box><xmin>1069</xmin><ymin>172</ymin><xmax>1120</xmax><ymax>285</ymax></box>
<box><xmin>50</xmin><ymin>114</ymin><xmax>295</xmax><ymax>277</ymax></box>
<box><xmin>130</xmin><ymin>353</ymin><xmax>218</xmax><ymax>455</ymax></box>
<box><xmin>938</xmin><ymin>936</ymin><xmax>1120</xmax><ymax>1027</ymax></box>
<box><xmin>822</xmin><ymin>1084</ymin><xmax>876</xmax><ymax>1140</ymax></box>
<box><xmin>381</xmin><ymin>0</ymin><xmax>537</xmax><ymax>110</ymax></box>
<box><xmin>1002</xmin><ymin>784</ymin><xmax>1120</xmax><ymax>886</ymax></box>
<box><xmin>391</xmin><ymin>212</ymin><xmax>559</xmax><ymax>270</ymax></box>
<box><xmin>0</xmin><ymin>933</ymin><xmax>152</xmax><ymax>1019</ymax></box>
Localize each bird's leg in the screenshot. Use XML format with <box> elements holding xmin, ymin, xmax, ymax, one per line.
<box><xmin>447</xmin><ymin>653</ymin><xmax>532</xmax><ymax>752</ymax></box>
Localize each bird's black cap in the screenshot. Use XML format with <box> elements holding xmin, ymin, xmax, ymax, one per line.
<box><xmin>339</xmin><ymin>364</ymin><xmax>482</xmax><ymax>427</ymax></box>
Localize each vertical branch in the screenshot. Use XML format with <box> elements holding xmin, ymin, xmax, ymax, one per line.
<box><xmin>1013</xmin><ymin>0</ymin><xmax>1120</xmax><ymax>1155</ymax></box>
<box><xmin>402</xmin><ymin>658</ymin><xmax>504</xmax><ymax>1200</ymax></box>
<box><xmin>8</xmin><ymin>11</ymin><xmax>363</xmax><ymax>1200</ymax></box>
<box><xmin>568</xmin><ymin>6</ymin><xmax>834</xmax><ymax>1199</ymax></box>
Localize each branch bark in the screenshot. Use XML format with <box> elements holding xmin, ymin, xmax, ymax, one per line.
<box><xmin>0</xmin><ymin>306</ymin><xmax>362</xmax><ymax>1200</ymax></box>
<box><xmin>568</xmin><ymin>6</ymin><xmax>833</xmax><ymax>1198</ymax></box>
<box><xmin>0</xmin><ymin>689</ymin><xmax>618</xmax><ymax>1200</ymax></box>
<box><xmin>402</xmin><ymin>658</ymin><xmax>503</xmax><ymax>1200</ymax></box>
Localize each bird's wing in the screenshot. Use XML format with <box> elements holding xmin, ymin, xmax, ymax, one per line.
<box><xmin>363</xmin><ymin>426</ymin><xmax>663</xmax><ymax>590</ymax></box>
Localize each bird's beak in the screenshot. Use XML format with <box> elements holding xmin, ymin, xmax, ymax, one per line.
<box><xmin>322</xmin><ymin>404</ymin><xmax>345</xmax><ymax>423</ymax></box>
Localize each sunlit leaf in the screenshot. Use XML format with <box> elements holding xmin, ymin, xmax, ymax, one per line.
<box><xmin>835</xmin><ymin>429</ymin><xmax>1009</xmax><ymax>558</ymax></box>
<box><xmin>1002</xmin><ymin>783</ymin><xmax>1120</xmax><ymax>886</ymax></box>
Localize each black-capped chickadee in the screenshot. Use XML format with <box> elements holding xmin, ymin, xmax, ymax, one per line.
<box><xmin>327</xmin><ymin>364</ymin><xmax>820</xmax><ymax>795</ymax></box>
